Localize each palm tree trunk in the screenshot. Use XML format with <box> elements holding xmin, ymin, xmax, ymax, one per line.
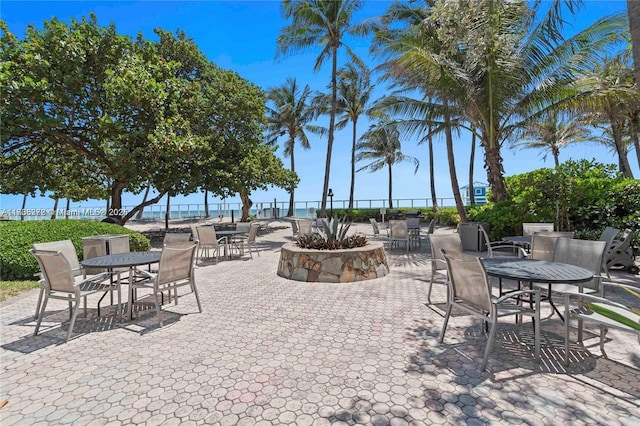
<box><xmin>611</xmin><ymin>120</ymin><xmax>634</xmax><ymax>178</ymax></box>
<box><xmin>468</xmin><ymin>132</ymin><xmax>476</xmax><ymax>205</ymax></box>
<box><xmin>428</xmin><ymin>131</ymin><xmax>439</xmax><ymax>212</ymax></box>
<box><xmin>349</xmin><ymin>119</ymin><xmax>357</xmax><ymax>209</ymax></box>
<box><xmin>288</xmin><ymin>148</ymin><xmax>296</xmax><ymax>216</ymax></box>
<box><xmin>387</xmin><ymin>163</ymin><xmax>393</xmax><ymax>209</ymax></box>
<box><xmin>65</xmin><ymin>199</ymin><xmax>71</xmax><ymax>219</ymax></box>
<box><xmin>629</xmin><ymin>0</ymin><xmax>640</xmax><ymax>86</ymax></box>
<box><xmin>631</xmin><ymin>113</ymin><xmax>640</xmax><ymax>170</ymax></box>
<box><xmin>483</xmin><ymin>138</ymin><xmax>508</xmax><ymax>202</ymax></box>
<box><xmin>321</xmin><ymin>46</ymin><xmax>339</xmax><ymax>216</ymax></box>
<box><xmin>444</xmin><ymin>108</ymin><xmax>467</xmax><ymax>222</ymax></box>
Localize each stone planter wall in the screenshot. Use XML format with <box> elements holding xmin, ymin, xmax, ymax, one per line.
<box><xmin>277</xmin><ymin>241</ymin><xmax>389</xmax><ymax>283</ymax></box>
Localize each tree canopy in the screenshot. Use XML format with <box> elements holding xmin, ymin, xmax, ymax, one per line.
<box><xmin>1</xmin><ymin>15</ymin><xmax>294</xmax><ymax>223</ymax></box>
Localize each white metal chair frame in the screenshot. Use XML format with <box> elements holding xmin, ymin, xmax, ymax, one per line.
<box><xmin>30</xmin><ymin>249</ymin><xmax>112</xmax><ymax>342</ymax></box>
<box><xmin>389</xmin><ymin>220</ymin><xmax>410</xmax><ymax>252</ymax></box>
<box><xmin>439</xmin><ymin>249</ymin><xmax>541</xmax><ymax>371</ymax></box>
<box><xmin>131</xmin><ymin>241</ymin><xmax>202</xmax><ymax>327</ymax></box>
<box><xmin>427</xmin><ymin>234</ymin><xmax>463</xmax><ymax>304</ymax></box>
<box><xmin>522</xmin><ymin>223</ymin><xmax>555</xmax><ymax>236</ymax></box>
<box><xmin>194</xmin><ymin>225</ymin><xmax>226</xmax><ymax>264</ymax></box>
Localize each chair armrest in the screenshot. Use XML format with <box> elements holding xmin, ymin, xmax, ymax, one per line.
<box><xmin>495</xmin><ymin>289</ymin><xmax>540</xmax><ymax>304</ymax></box>
<box><xmin>216</xmin><ymin>237</ymin><xmax>227</xmax><ymax>244</ymax></box>
<box><xmin>135</xmin><ymin>269</ymin><xmax>156</xmax><ymax>279</ymax></box>
<box><xmin>563</xmin><ymin>292</ymin><xmax>635</xmax><ymax>312</ymax></box>
<box><xmin>600</xmin><ymin>280</ymin><xmax>640</xmax><ymax>296</ymax></box>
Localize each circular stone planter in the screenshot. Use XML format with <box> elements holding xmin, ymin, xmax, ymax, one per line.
<box><xmin>277</xmin><ymin>241</ymin><xmax>389</xmax><ymax>283</ymax></box>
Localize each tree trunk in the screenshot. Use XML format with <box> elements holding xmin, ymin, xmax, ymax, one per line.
<box><xmin>204</xmin><ymin>190</ymin><xmax>210</xmax><ymax>218</ymax></box>
<box><xmin>321</xmin><ymin>46</ymin><xmax>339</xmax><ymax>216</ymax></box>
<box><xmin>288</xmin><ymin>147</ymin><xmax>295</xmax><ymax>216</ymax></box>
<box><xmin>165</xmin><ymin>195</ymin><xmax>171</xmax><ymax>230</ymax></box>
<box><xmin>349</xmin><ymin>118</ymin><xmax>357</xmax><ymax>209</ymax></box>
<box><xmin>51</xmin><ymin>198</ymin><xmax>59</xmax><ymax>220</ymax></box>
<box><xmin>611</xmin><ymin>120</ymin><xmax>634</xmax><ymax>178</ymax></box>
<box><xmin>240</xmin><ymin>192</ymin><xmax>253</xmax><ymax>222</ymax></box>
<box><xmin>444</xmin><ymin>108</ymin><xmax>467</xmax><ymax>222</ymax></box>
<box><xmin>387</xmin><ymin>163</ymin><xmax>393</xmax><ymax>209</ymax></box>
<box><xmin>65</xmin><ymin>199</ymin><xmax>70</xmax><ymax>219</ymax></box>
<box><xmin>483</xmin><ymin>140</ymin><xmax>508</xmax><ymax>202</ymax></box>
<box><xmin>468</xmin><ymin>132</ymin><xmax>476</xmax><ymax>205</ymax></box>
<box><xmin>109</xmin><ymin>180</ymin><xmax>126</xmax><ymax>213</ymax></box>
<box><xmin>135</xmin><ymin>185</ymin><xmax>150</xmax><ymax>219</ymax></box>
<box><xmin>553</xmin><ymin>146</ymin><xmax>560</xmax><ymax>168</ymax></box>
<box><xmin>629</xmin><ymin>0</ymin><xmax>640</xmax><ymax>87</ymax></box>
<box><xmin>631</xmin><ymin>113</ymin><xmax>640</xmax><ymax>170</ymax></box>
<box><xmin>428</xmin><ymin>131</ymin><xmax>439</xmax><ymax>212</ymax></box>
<box><xmin>20</xmin><ymin>194</ymin><xmax>27</xmax><ymax>221</ymax></box>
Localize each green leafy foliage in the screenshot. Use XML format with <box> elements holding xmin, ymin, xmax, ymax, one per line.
<box><xmin>468</xmin><ymin>160</ymin><xmax>639</xmax><ymax>250</ymax></box>
<box><xmin>330</xmin><ymin>207</ymin><xmax>460</xmax><ymax>226</ymax></box>
<box><xmin>0</xmin><ymin>220</ymin><xmax>150</xmax><ymax>280</ymax></box>
<box><xmin>296</xmin><ymin>215</ymin><xmax>367</xmax><ymax>250</ymax></box>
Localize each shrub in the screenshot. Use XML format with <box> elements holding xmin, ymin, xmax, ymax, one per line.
<box><xmin>296</xmin><ymin>216</ymin><xmax>368</xmax><ymax>249</ymax></box>
<box><xmin>0</xmin><ymin>220</ymin><xmax>151</xmax><ymax>280</ymax></box>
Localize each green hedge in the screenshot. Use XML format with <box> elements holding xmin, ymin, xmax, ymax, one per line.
<box><xmin>0</xmin><ymin>220</ymin><xmax>151</xmax><ymax>280</ymax></box>
<box><xmin>329</xmin><ymin>207</ymin><xmax>461</xmax><ymax>227</ymax></box>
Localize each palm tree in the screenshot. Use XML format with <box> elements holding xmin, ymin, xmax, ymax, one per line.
<box><xmin>335</xmin><ymin>63</ymin><xmax>373</xmax><ymax>209</ymax></box>
<box><xmin>355</xmin><ymin>121</ymin><xmax>419</xmax><ymax>208</ymax></box>
<box><xmin>265</xmin><ymin>78</ymin><xmax>324</xmax><ymax>216</ymax></box>
<box><xmin>629</xmin><ymin>0</ymin><xmax>640</xmax><ymax>85</ymax></box>
<box><xmin>276</xmin><ymin>0</ymin><xmax>364</xmax><ymax>216</ymax></box>
<box><xmin>511</xmin><ymin>112</ymin><xmax>592</xmax><ymax>168</ymax></box>
<box><xmin>372</xmin><ymin>0</ymin><xmax>627</xmax><ymax>202</ymax></box>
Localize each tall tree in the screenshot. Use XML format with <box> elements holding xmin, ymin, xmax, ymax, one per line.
<box><xmin>335</xmin><ymin>63</ymin><xmax>373</xmax><ymax>209</ymax></box>
<box><xmin>356</xmin><ymin>121</ymin><xmax>419</xmax><ymax>208</ymax></box>
<box><xmin>276</xmin><ymin>0</ymin><xmax>364</xmax><ymax>215</ymax></box>
<box><xmin>371</xmin><ymin>0</ymin><xmax>627</xmax><ymax>202</ymax></box>
<box><xmin>511</xmin><ymin>112</ymin><xmax>592</xmax><ymax>168</ymax></box>
<box><xmin>629</xmin><ymin>0</ymin><xmax>640</xmax><ymax>86</ymax></box>
<box><xmin>265</xmin><ymin>78</ymin><xmax>323</xmax><ymax>216</ymax></box>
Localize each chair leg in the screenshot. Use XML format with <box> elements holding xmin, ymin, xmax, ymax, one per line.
<box><xmin>34</xmin><ymin>284</ymin><xmax>45</xmax><ymax>320</ymax></box>
<box><xmin>481</xmin><ymin>318</ymin><xmax>498</xmax><ymax>371</ymax></box>
<box><xmin>66</xmin><ymin>297</ymin><xmax>82</xmax><ymax>342</ymax></box>
<box><xmin>438</xmin><ymin>303</ymin><xmax>453</xmax><ymax>343</ymax></box>
<box><xmin>153</xmin><ymin>290</ymin><xmax>163</xmax><ymax>327</ymax></box>
<box><xmin>564</xmin><ymin>296</ymin><xmax>571</xmax><ymax>366</ymax></box>
<box><xmin>192</xmin><ymin>279</ymin><xmax>202</xmax><ymax>313</ymax></box>
<box><xmin>34</xmin><ymin>289</ymin><xmax>50</xmax><ymax>336</ymax></box>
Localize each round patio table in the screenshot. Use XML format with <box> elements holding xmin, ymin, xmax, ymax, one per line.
<box><xmin>81</xmin><ymin>251</ymin><xmax>161</xmax><ymax>320</ymax></box>
<box><xmin>482</xmin><ymin>257</ymin><xmax>594</xmax><ymax>319</ymax></box>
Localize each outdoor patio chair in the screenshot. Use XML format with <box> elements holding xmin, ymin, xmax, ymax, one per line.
<box><xmin>194</xmin><ymin>225</ymin><xmax>225</xmax><ymax>264</ymax></box>
<box><xmin>298</xmin><ymin>220</ymin><xmax>313</xmax><ymax>236</ymax></box>
<box><xmin>406</xmin><ymin>217</ymin><xmax>421</xmax><ymax>248</ymax></box>
<box><xmin>478</xmin><ymin>225</ymin><xmax>522</xmax><ymax>258</ymax></box>
<box><xmin>129</xmin><ymin>241</ymin><xmax>202</xmax><ymax>327</ymax></box>
<box><xmin>564</xmin><ymin>280</ymin><xmax>640</xmax><ymax>365</ymax></box>
<box><xmin>291</xmin><ymin>220</ymin><xmax>299</xmax><ymax>237</ymax></box>
<box><xmin>522</xmin><ymin>222</ymin><xmax>554</xmax><ymax>236</ymax></box>
<box><xmin>33</xmin><ymin>239</ymin><xmax>115</xmax><ymax>320</ymax></box>
<box><xmin>30</xmin><ymin>248</ymin><xmax>112</xmax><ymax>342</ymax></box>
<box><xmin>236</xmin><ymin>223</ymin><xmax>260</xmax><ymax>259</ymax></box>
<box><xmin>427</xmin><ymin>234</ymin><xmax>463</xmax><ymax>304</ymax></box>
<box><xmin>439</xmin><ymin>249</ymin><xmax>540</xmax><ymax>371</ymax></box>
<box><xmin>163</xmin><ymin>232</ymin><xmax>192</xmax><ymax>246</ymax></box>
<box><xmin>525</xmin><ymin>232</ymin><xmax>574</xmax><ymax>261</ymax></box>
<box><xmin>235</xmin><ymin>222</ymin><xmax>251</xmax><ymax>234</ymax></box>
<box><xmin>389</xmin><ymin>220</ymin><xmax>410</xmax><ymax>252</ymax></box>
<box><xmin>598</xmin><ymin>227</ymin><xmax>620</xmax><ymax>279</ymax></box>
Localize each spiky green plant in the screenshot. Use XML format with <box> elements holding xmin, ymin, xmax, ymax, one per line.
<box><xmin>295</xmin><ymin>215</ymin><xmax>367</xmax><ymax>249</ymax></box>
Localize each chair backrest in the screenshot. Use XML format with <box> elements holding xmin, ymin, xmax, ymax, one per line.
<box><xmin>247</xmin><ymin>223</ymin><xmax>259</xmax><ymax>242</ymax></box>
<box><xmin>369</xmin><ymin>218</ymin><xmax>380</xmax><ymax>236</ymax></box>
<box><xmin>33</xmin><ymin>240</ymin><xmax>81</xmax><ymax>276</ymax></box>
<box><xmin>553</xmin><ymin>238</ymin><xmax>606</xmax><ymax>290</ymax></box>
<box><xmin>529</xmin><ymin>233</ymin><xmax>570</xmax><ymax>261</ymax></box>
<box><xmin>406</xmin><ymin>217</ymin><xmax>420</xmax><ymax>229</ymax></box>
<box><xmin>291</xmin><ymin>220</ymin><xmax>299</xmax><ymax>235</ymax></box>
<box><xmin>427</xmin><ymin>218</ymin><xmax>437</xmax><ymax>234</ymax></box>
<box><xmin>30</xmin><ymin>249</ymin><xmax>77</xmax><ymax>293</ymax></box>
<box><xmin>157</xmin><ymin>241</ymin><xmax>198</xmax><ymax>285</ymax></box>
<box><xmin>389</xmin><ymin>220</ymin><xmax>408</xmax><ymax>239</ymax></box>
<box><xmin>598</xmin><ymin>227</ymin><xmax>620</xmax><ymax>248</ymax></box>
<box><xmin>429</xmin><ymin>234</ymin><xmax>463</xmax><ymax>271</ymax></box>
<box><xmin>164</xmin><ymin>233</ymin><xmax>192</xmax><ymax>246</ymax></box>
<box><xmin>235</xmin><ymin>222</ymin><xmax>251</xmax><ymax>233</ymax></box>
<box><xmin>442</xmin><ymin>249</ymin><xmax>492</xmax><ymax>312</ymax></box>
<box><xmin>522</xmin><ymin>223</ymin><xmax>554</xmax><ymax>236</ymax></box>
<box><xmin>298</xmin><ymin>220</ymin><xmax>313</xmax><ymax>236</ymax></box>
<box><xmin>195</xmin><ymin>226</ymin><xmax>220</xmax><ymax>246</ymax></box>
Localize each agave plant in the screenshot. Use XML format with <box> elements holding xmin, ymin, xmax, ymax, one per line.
<box><xmin>296</xmin><ymin>215</ymin><xmax>367</xmax><ymax>250</ymax></box>
<box><xmin>318</xmin><ymin>215</ymin><xmax>352</xmax><ymax>243</ymax></box>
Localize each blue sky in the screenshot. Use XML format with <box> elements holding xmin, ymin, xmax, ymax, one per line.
<box><xmin>1</xmin><ymin>0</ymin><xmax>636</xmax><ymax>212</ymax></box>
